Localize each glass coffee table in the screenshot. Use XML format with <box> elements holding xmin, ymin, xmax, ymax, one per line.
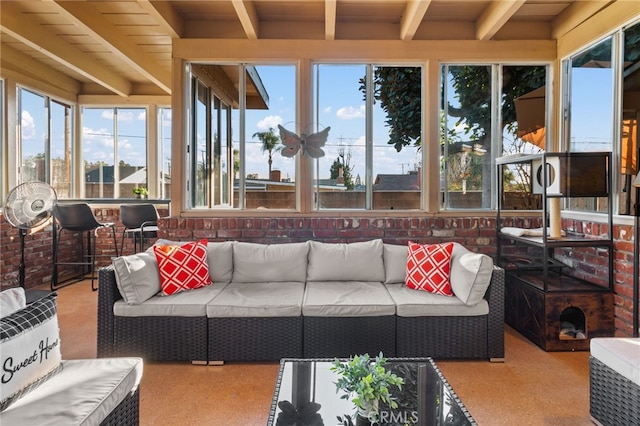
<box><xmin>267</xmin><ymin>357</ymin><xmax>476</xmax><ymax>426</ymax></box>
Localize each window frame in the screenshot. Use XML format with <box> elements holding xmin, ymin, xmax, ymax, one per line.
<box><xmin>17</xmin><ymin>86</ymin><xmax>75</xmax><ymax>197</ymax></box>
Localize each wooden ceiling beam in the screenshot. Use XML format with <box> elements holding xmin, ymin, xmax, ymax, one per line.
<box><xmin>136</xmin><ymin>0</ymin><xmax>183</xmax><ymax>39</ymax></box>
<box><xmin>476</xmin><ymin>0</ymin><xmax>526</xmax><ymax>41</ymax></box>
<box><xmin>325</xmin><ymin>0</ymin><xmax>337</xmax><ymax>41</ymax></box>
<box><xmin>53</xmin><ymin>1</ymin><xmax>171</xmax><ymax>94</ymax></box>
<box><xmin>0</xmin><ymin>2</ymin><xmax>131</xmax><ymax>97</ymax></box>
<box><xmin>400</xmin><ymin>0</ymin><xmax>431</xmax><ymax>41</ymax></box>
<box><xmin>0</xmin><ymin>43</ymin><xmax>81</xmax><ymax>95</ymax></box>
<box><xmin>232</xmin><ymin>0</ymin><xmax>260</xmax><ymax>40</ymax></box>
<box><xmin>551</xmin><ymin>0</ymin><xmax>611</xmax><ymax>39</ymax></box>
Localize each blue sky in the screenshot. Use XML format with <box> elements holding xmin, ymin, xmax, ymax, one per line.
<box><xmin>21</xmin><ymin>64</ymin><xmax>612</xmax><ymax>181</ymax></box>
<box><xmin>242</xmin><ymin>64</ymin><xmax>420</xmax><ymax>181</ymax></box>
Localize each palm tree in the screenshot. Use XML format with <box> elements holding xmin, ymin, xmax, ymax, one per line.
<box><xmin>252</xmin><ymin>128</ymin><xmax>281</xmax><ymax>176</ymax></box>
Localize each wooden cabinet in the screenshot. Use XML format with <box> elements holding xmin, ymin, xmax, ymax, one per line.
<box><xmin>496</xmin><ymin>152</ymin><xmax>614</xmax><ymax>351</ymax></box>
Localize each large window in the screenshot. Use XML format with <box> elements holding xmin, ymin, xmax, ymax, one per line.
<box><xmin>82</xmin><ymin>107</ymin><xmax>147</xmax><ymax>199</ymax></box>
<box><xmin>440</xmin><ymin>64</ymin><xmax>547</xmax><ymax>210</ymax></box>
<box><xmin>18</xmin><ymin>88</ymin><xmax>72</xmax><ymax>198</ymax></box>
<box><xmin>187</xmin><ymin>64</ymin><xmax>296</xmax><ymax>209</ymax></box>
<box><xmin>562</xmin><ymin>21</ymin><xmax>640</xmax><ymax>215</ymax></box>
<box><xmin>313</xmin><ymin>64</ymin><xmax>422</xmax><ymax>210</ymax></box>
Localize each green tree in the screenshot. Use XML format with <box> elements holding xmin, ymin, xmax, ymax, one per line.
<box><xmin>360</xmin><ymin>67</ymin><xmax>422</xmax><ymax>152</ymax></box>
<box><xmin>329</xmin><ymin>147</ymin><xmax>355</xmax><ymax>190</ymax></box>
<box><xmin>365</xmin><ymin>65</ymin><xmax>546</xmax><ymax>207</ymax></box>
<box><xmin>233</xmin><ymin>149</ymin><xmax>240</xmax><ymax>179</ymax></box>
<box><xmin>252</xmin><ymin>128</ymin><xmax>280</xmax><ymax>175</ymax></box>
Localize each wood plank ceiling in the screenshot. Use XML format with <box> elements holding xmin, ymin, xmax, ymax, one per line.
<box><xmin>0</xmin><ymin>0</ymin><xmax>615</xmax><ymax>97</ymax></box>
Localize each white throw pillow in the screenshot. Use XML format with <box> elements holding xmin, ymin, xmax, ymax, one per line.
<box><xmin>113</xmin><ymin>252</ymin><xmax>161</xmax><ymax>304</ymax></box>
<box><xmin>0</xmin><ymin>288</ymin><xmax>27</xmax><ymax>318</ymax></box>
<box><xmin>307</xmin><ymin>239</ymin><xmax>385</xmax><ymax>282</ymax></box>
<box><xmin>449</xmin><ymin>242</ymin><xmax>494</xmax><ymax>306</ymax></box>
<box><xmin>0</xmin><ymin>293</ymin><xmax>62</xmax><ymax>411</ymax></box>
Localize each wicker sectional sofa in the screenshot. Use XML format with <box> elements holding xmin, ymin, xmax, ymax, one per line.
<box><xmin>97</xmin><ymin>239</ymin><xmax>505</xmax><ymax>363</ymax></box>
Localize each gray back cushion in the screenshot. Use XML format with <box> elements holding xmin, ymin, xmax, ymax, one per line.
<box><xmin>307</xmin><ymin>239</ymin><xmax>385</xmax><ymax>282</ymax></box>
<box><xmin>206</xmin><ymin>241</ymin><xmax>234</xmax><ymax>282</ymax></box>
<box><xmin>113</xmin><ymin>252</ymin><xmax>161</xmax><ymax>305</ymax></box>
<box><xmin>152</xmin><ymin>239</ymin><xmax>234</xmax><ymax>283</ymax></box>
<box><xmin>449</xmin><ymin>242</ymin><xmax>494</xmax><ymax>306</ymax></box>
<box><xmin>383</xmin><ymin>243</ymin><xmax>408</xmax><ymax>284</ymax></box>
<box><xmin>232</xmin><ymin>241</ymin><xmax>309</xmax><ymax>282</ymax></box>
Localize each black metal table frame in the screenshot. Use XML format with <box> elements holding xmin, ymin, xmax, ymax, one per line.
<box><xmin>267</xmin><ymin>357</ymin><xmax>476</xmax><ymax>426</ymax></box>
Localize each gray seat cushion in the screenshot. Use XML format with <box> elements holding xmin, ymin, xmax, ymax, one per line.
<box><xmin>114</xmin><ymin>283</ymin><xmax>228</xmax><ymax>317</ymax></box>
<box><xmin>0</xmin><ymin>357</ymin><xmax>142</xmax><ymax>426</ymax></box>
<box><xmin>206</xmin><ymin>281</ymin><xmax>305</xmax><ymax>317</ymax></box>
<box><xmin>385</xmin><ymin>283</ymin><xmax>488</xmax><ymax>317</ymax></box>
<box><xmin>302</xmin><ymin>281</ymin><xmax>396</xmax><ymax>316</ymax></box>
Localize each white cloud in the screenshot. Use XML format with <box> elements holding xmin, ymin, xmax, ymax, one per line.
<box><xmin>101</xmin><ymin>110</ymin><xmax>114</xmax><ymax>120</ymax></box>
<box><xmin>118</xmin><ymin>139</ymin><xmax>132</xmax><ymax>150</ymax></box>
<box><xmin>336</xmin><ymin>105</ymin><xmax>365</xmax><ymax>120</ymax></box>
<box><xmin>137</xmin><ymin>111</ymin><xmax>146</xmax><ymax>121</ymax></box>
<box><xmin>323</xmin><ymin>106</ymin><xmax>332</xmax><ymax>113</ymax></box>
<box><xmin>21</xmin><ymin>111</ymin><xmax>36</xmax><ymax>140</ymax></box>
<box><xmin>256</xmin><ymin>115</ymin><xmax>283</xmax><ymax>131</ymax></box>
<box><xmin>118</xmin><ymin>111</ymin><xmax>135</xmax><ymax>122</ymax></box>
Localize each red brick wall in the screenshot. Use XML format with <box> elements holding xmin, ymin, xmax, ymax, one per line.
<box><xmin>1</xmin><ymin>211</ymin><xmax>636</xmax><ymax>337</ymax></box>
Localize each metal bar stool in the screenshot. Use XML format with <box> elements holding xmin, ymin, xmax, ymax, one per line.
<box><xmin>120</xmin><ymin>204</ymin><xmax>159</xmax><ymax>254</ymax></box>
<box><xmin>51</xmin><ymin>203</ymin><xmax>119</xmax><ymax>291</ymax></box>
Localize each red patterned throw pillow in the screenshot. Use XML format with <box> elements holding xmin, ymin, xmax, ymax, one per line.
<box><xmin>405</xmin><ymin>241</ymin><xmax>454</xmax><ymax>296</ymax></box>
<box><xmin>153</xmin><ymin>239</ymin><xmax>211</xmax><ymax>296</ymax></box>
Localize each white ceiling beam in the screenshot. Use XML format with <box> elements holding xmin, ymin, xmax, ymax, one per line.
<box><xmin>325</xmin><ymin>0</ymin><xmax>337</xmax><ymax>40</ymax></box>
<box><xmin>0</xmin><ymin>2</ymin><xmax>131</xmax><ymax>96</ymax></box>
<box><xmin>53</xmin><ymin>1</ymin><xmax>171</xmax><ymax>94</ymax></box>
<box><xmin>400</xmin><ymin>0</ymin><xmax>431</xmax><ymax>41</ymax></box>
<box><xmin>476</xmin><ymin>0</ymin><xmax>526</xmax><ymax>41</ymax></box>
<box><xmin>551</xmin><ymin>0</ymin><xmax>611</xmax><ymax>40</ymax></box>
<box><xmin>232</xmin><ymin>0</ymin><xmax>260</xmax><ymax>40</ymax></box>
<box><xmin>136</xmin><ymin>0</ymin><xmax>183</xmax><ymax>39</ymax></box>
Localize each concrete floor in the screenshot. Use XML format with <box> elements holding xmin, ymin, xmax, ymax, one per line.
<box><xmin>49</xmin><ymin>280</ymin><xmax>594</xmax><ymax>426</ymax></box>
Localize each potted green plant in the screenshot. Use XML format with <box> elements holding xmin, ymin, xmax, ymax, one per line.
<box><xmin>331</xmin><ymin>352</ymin><xmax>404</xmax><ymax>423</ymax></box>
<box><xmin>132</xmin><ymin>187</ymin><xmax>148</xmax><ymax>199</ymax></box>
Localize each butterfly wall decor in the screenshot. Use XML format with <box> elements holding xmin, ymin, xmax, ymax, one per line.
<box><xmin>278</xmin><ymin>125</ymin><xmax>331</xmax><ymax>159</ymax></box>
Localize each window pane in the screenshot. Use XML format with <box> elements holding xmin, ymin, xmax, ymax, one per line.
<box><xmin>50</xmin><ymin>101</ymin><xmax>72</xmax><ymax>198</ymax></box>
<box><xmin>441</xmin><ymin>65</ymin><xmax>493</xmax><ymax>209</ymax></box>
<box><xmin>193</xmin><ymin>79</ymin><xmax>209</xmax><ymax>207</ymax></box>
<box><xmin>159</xmin><ymin>107</ymin><xmax>172</xmax><ymax>199</ymax></box>
<box><xmin>620</xmin><ymin>21</ymin><xmax>640</xmax><ymax>215</ymax></box>
<box><xmin>216</xmin><ymin>100</ymin><xmax>232</xmax><ymax>206</ymax></box>
<box><xmin>314</xmin><ymin>64</ymin><xmax>366</xmax><ymax>209</ymax></box>
<box><xmin>245</xmin><ymin>65</ymin><xmax>296</xmax><ymax>209</ymax></box>
<box><xmin>83</xmin><ymin>108</ymin><xmax>114</xmax><ymax>198</ymax></box>
<box><xmin>372</xmin><ymin>66</ymin><xmax>422</xmax><ymax>210</ymax></box>
<box><xmin>501</xmin><ymin>65</ymin><xmax>547</xmax><ymax>210</ymax></box>
<box><xmin>566</xmin><ymin>37</ymin><xmax>613</xmax><ymax>213</ymax></box>
<box><xmin>569</xmin><ymin>37</ymin><xmax>614</xmax><ymax>153</ymax></box>
<box><xmin>20</xmin><ymin>89</ymin><xmax>46</xmax><ymax>183</ymax></box>
<box><xmin>117</xmin><ymin>108</ymin><xmax>147</xmax><ymax>199</ymax></box>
